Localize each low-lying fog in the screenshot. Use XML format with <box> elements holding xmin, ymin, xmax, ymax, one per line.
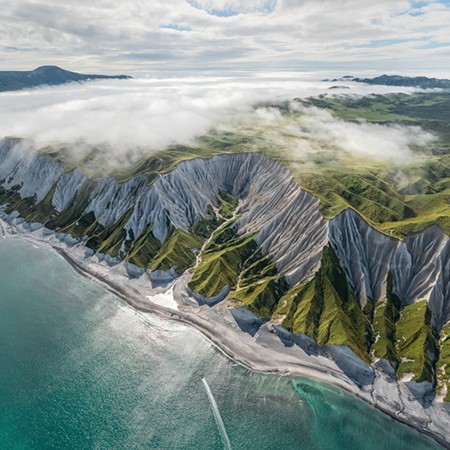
<box><xmin>0</xmin><ymin>73</ymin><xmax>436</xmax><ymax>167</ymax></box>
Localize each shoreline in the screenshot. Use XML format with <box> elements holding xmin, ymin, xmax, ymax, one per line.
<box><xmin>57</xmin><ymin>249</ymin><xmax>450</xmax><ymax>449</ymax></box>
<box><xmin>2</xmin><ymin>224</ymin><xmax>449</xmax><ymax>449</ymax></box>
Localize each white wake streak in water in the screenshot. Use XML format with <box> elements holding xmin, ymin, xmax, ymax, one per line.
<box><xmin>202</xmin><ymin>377</ymin><xmax>232</xmax><ymax>450</ymax></box>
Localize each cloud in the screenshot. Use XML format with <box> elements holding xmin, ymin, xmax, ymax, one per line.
<box><xmin>0</xmin><ymin>74</ymin><xmax>436</xmax><ymax>169</ymax></box>
<box><xmin>0</xmin><ymin>1</ymin><xmax>449</xmax><ymax>75</ymax></box>
<box><xmin>290</xmin><ymin>105</ymin><xmax>435</xmax><ymax>161</ymax></box>
<box><xmin>214</xmin><ymin>101</ymin><xmax>436</xmax><ymax>166</ymax></box>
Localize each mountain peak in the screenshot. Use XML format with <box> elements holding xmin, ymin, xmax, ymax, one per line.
<box><xmin>0</xmin><ymin>66</ymin><xmax>132</xmax><ymax>92</ymax></box>
<box><xmin>32</xmin><ymin>65</ymin><xmax>68</xmax><ymax>74</ymax></box>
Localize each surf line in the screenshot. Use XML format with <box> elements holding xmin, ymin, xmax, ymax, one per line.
<box><xmin>202</xmin><ymin>377</ymin><xmax>232</xmax><ymax>450</ymax></box>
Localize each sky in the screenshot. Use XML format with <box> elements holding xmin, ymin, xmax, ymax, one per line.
<box><xmin>0</xmin><ymin>0</ymin><xmax>449</xmax><ymax>76</ymax></box>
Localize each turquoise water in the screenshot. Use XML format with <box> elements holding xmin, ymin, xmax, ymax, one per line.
<box><xmin>0</xmin><ymin>239</ymin><xmax>442</xmax><ymax>449</ymax></box>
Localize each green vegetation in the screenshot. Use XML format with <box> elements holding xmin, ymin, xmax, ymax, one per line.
<box><xmin>229</xmin><ymin>278</ymin><xmax>289</xmax><ymax>318</ymax></box>
<box><xmin>437</xmin><ymin>324</ymin><xmax>450</xmax><ymax>401</ymax></box>
<box><xmin>150</xmin><ymin>229</ymin><xmax>203</xmax><ymax>274</ymax></box>
<box><xmin>289</xmin><ymin>93</ymin><xmax>450</xmax><ymax>237</ymax></box>
<box><xmin>280</xmin><ymin>246</ymin><xmax>370</xmax><ymax>361</ymax></box>
<box><xmin>315</xmin><ymin>247</ymin><xmax>370</xmax><ymax>361</ymax></box>
<box><xmin>192</xmin><ymin>205</ymin><xmax>224</xmax><ymax>238</ymax></box>
<box><xmin>128</xmin><ymin>227</ymin><xmax>161</xmax><ymax>267</ymax></box>
<box><xmin>111</xmin><ymin>142</ymin><xmax>246</xmax><ymax>182</ymax></box>
<box><xmin>371</xmin><ymin>273</ymin><xmax>401</xmax><ymax>363</ymax></box>
<box><xmin>218</xmin><ymin>191</ymin><xmax>239</xmax><ymax>219</ymax></box>
<box><xmin>189</xmin><ymin>234</ymin><xmax>257</xmax><ymax>298</ymax></box>
<box><xmin>395</xmin><ymin>300</ymin><xmax>437</xmax><ymax>383</ymax></box>
<box><xmin>299</xmin><ymin>170</ymin><xmax>416</xmax><ymax>226</ymax></box>
<box><xmin>282</xmin><ymin>279</ymin><xmax>322</xmax><ymax>338</ymax></box>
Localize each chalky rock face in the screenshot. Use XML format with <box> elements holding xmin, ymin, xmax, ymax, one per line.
<box><xmin>124</xmin><ymin>153</ymin><xmax>328</xmax><ymax>283</ymax></box>
<box><xmin>0</xmin><ymin>139</ymin><xmax>63</xmax><ymax>203</ymax></box>
<box><xmin>328</xmin><ymin>209</ymin><xmax>397</xmax><ymax>306</ymax></box>
<box><xmin>329</xmin><ymin>210</ymin><xmax>450</xmax><ymax>327</ymax></box>
<box><xmin>0</xmin><ymin>140</ymin><xmax>327</xmax><ymax>286</ymax></box>
<box><xmin>429</xmin><ymin>241</ymin><xmax>450</xmax><ymax>329</ymax></box>
<box><xmin>53</xmin><ymin>169</ymin><xmax>87</xmax><ymax>212</ymax></box>
<box><xmin>84</xmin><ymin>175</ymin><xmax>147</xmax><ymax>227</ymax></box>
<box><xmin>391</xmin><ymin>227</ymin><xmax>448</xmax><ymax>306</ymax></box>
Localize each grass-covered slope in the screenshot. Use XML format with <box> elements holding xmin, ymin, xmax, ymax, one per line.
<box><xmin>293</xmin><ymin>93</ymin><xmax>450</xmax><ymax>237</ymax></box>
<box><xmin>278</xmin><ymin>246</ymin><xmax>370</xmax><ymax>361</ymax></box>
<box><xmin>371</xmin><ymin>273</ymin><xmax>401</xmax><ymax>364</ymax></box>
<box><xmin>437</xmin><ymin>324</ymin><xmax>450</xmax><ymax>401</ymax></box>
<box><xmin>189</xmin><ymin>229</ymin><xmax>259</xmax><ymax>298</ymax></box>
<box><xmin>150</xmin><ymin>230</ymin><xmax>203</xmax><ymax>274</ymax></box>
<box><xmin>229</xmin><ymin>278</ymin><xmax>289</xmax><ymax>318</ymax></box>
<box><xmin>396</xmin><ymin>300</ymin><xmax>437</xmax><ymax>383</ymax></box>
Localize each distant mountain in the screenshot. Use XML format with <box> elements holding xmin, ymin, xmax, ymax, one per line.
<box><xmin>350</xmin><ymin>74</ymin><xmax>450</xmax><ymax>89</ymax></box>
<box><xmin>0</xmin><ymin>65</ymin><xmax>132</xmax><ymax>92</ymax></box>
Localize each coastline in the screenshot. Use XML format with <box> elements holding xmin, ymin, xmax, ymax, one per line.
<box><xmin>1</xmin><ymin>221</ymin><xmax>449</xmax><ymax>449</ymax></box>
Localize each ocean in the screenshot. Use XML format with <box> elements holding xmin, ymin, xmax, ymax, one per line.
<box><xmin>0</xmin><ymin>238</ymin><xmax>441</xmax><ymax>449</ymax></box>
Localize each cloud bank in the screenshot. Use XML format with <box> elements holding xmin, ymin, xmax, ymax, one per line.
<box><xmin>0</xmin><ymin>75</ymin><xmax>436</xmax><ymax>168</ymax></box>
<box><xmin>289</xmin><ymin>105</ymin><xmax>435</xmax><ymax>162</ymax></box>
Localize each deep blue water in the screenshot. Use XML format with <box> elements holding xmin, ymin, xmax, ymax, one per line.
<box><xmin>0</xmin><ymin>239</ymin><xmax>442</xmax><ymax>449</ymax></box>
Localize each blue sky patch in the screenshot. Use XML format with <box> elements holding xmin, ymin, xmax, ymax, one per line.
<box><xmin>186</xmin><ymin>0</ymin><xmax>277</xmax><ymax>16</ymax></box>
<box><xmin>160</xmin><ymin>24</ymin><xmax>192</xmax><ymax>31</ymax></box>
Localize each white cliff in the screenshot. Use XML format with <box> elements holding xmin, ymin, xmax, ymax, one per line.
<box><xmin>52</xmin><ymin>168</ymin><xmax>87</xmax><ymax>212</ymax></box>
<box><xmin>328</xmin><ymin>209</ymin><xmax>397</xmax><ymax>306</ymax></box>
<box><xmin>0</xmin><ymin>139</ymin><xmax>63</xmax><ymax>203</ymax></box>
<box><xmin>329</xmin><ymin>209</ymin><xmax>450</xmax><ymax>327</ymax></box>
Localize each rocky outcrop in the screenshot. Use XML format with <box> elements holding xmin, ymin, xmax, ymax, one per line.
<box><xmin>329</xmin><ymin>209</ymin><xmax>397</xmax><ymax>306</ymax></box>
<box><xmin>329</xmin><ymin>209</ymin><xmax>450</xmax><ymax>327</ymax></box>
<box><xmin>123</xmin><ymin>152</ymin><xmax>327</xmax><ymax>283</ymax></box>
<box><xmin>53</xmin><ymin>169</ymin><xmax>87</xmax><ymax>212</ymax></box>
<box><xmin>0</xmin><ymin>139</ymin><xmax>63</xmax><ymax>203</ymax></box>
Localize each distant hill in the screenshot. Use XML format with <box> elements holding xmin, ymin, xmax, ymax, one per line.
<box><xmin>0</xmin><ymin>65</ymin><xmax>132</xmax><ymax>92</ymax></box>
<box><xmin>349</xmin><ymin>74</ymin><xmax>450</xmax><ymax>89</ymax></box>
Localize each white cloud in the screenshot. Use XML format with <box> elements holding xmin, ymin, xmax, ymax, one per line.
<box><xmin>216</xmin><ymin>102</ymin><xmax>436</xmax><ymax>167</ymax></box>
<box><xmin>290</xmin><ymin>105</ymin><xmax>435</xmax><ymax>161</ymax></box>
<box><xmin>0</xmin><ymin>75</ymin><xmax>435</xmax><ymax>168</ymax></box>
<box><xmin>0</xmin><ymin>0</ymin><xmax>449</xmax><ymax>74</ymax></box>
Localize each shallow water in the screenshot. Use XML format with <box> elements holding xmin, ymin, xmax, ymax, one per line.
<box><xmin>0</xmin><ymin>239</ymin><xmax>442</xmax><ymax>449</ymax></box>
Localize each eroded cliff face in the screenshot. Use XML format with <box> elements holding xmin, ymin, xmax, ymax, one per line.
<box><xmin>122</xmin><ymin>153</ymin><xmax>328</xmax><ymax>284</ymax></box>
<box><xmin>328</xmin><ymin>209</ymin><xmax>397</xmax><ymax>307</ymax></box>
<box><xmin>0</xmin><ymin>139</ymin><xmax>328</xmax><ymax>285</ymax></box>
<box><xmin>330</xmin><ymin>210</ymin><xmax>450</xmax><ymax>327</ymax></box>
<box><xmin>0</xmin><ymin>139</ymin><xmax>63</xmax><ymax>203</ymax></box>
<box><xmin>1</xmin><ymin>137</ymin><xmax>450</xmax><ymax>402</ymax></box>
